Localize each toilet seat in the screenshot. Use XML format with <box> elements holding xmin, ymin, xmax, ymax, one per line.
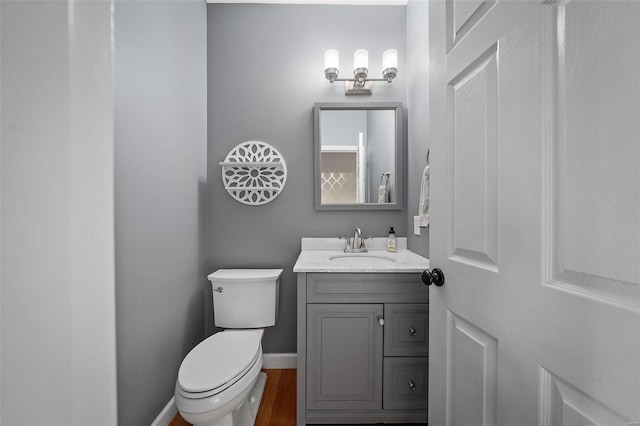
<box><xmin>177</xmin><ymin>331</ymin><xmax>261</xmax><ymax>399</ymax></box>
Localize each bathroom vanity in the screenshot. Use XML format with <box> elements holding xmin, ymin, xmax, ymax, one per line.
<box><xmin>293</xmin><ymin>238</ymin><xmax>429</xmax><ymax>424</ymax></box>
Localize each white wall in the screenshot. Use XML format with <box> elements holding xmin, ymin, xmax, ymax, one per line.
<box><xmin>1</xmin><ymin>1</ymin><xmax>117</xmax><ymax>425</ymax></box>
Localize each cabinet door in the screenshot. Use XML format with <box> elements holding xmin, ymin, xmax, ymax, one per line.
<box><xmin>307</xmin><ymin>304</ymin><xmax>383</xmax><ymax>411</ymax></box>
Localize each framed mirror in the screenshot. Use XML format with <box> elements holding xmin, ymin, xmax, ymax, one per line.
<box><xmin>314</xmin><ymin>102</ymin><xmax>404</xmax><ymax>210</ymax></box>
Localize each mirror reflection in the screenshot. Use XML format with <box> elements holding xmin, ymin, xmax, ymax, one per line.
<box><xmin>314</xmin><ymin>103</ymin><xmax>403</xmax><ymax>210</ymax></box>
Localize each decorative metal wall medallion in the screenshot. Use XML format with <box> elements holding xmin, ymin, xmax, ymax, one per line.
<box><xmin>219</xmin><ymin>141</ymin><xmax>287</xmax><ymax>205</ymax></box>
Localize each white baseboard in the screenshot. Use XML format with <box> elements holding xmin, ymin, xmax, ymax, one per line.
<box><xmin>262</xmin><ymin>353</ymin><xmax>297</xmax><ymax>369</ymax></box>
<box><xmin>150</xmin><ymin>396</ymin><xmax>177</xmax><ymax>426</ymax></box>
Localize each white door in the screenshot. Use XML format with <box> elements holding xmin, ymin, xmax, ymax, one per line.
<box><xmin>428</xmin><ymin>1</ymin><xmax>640</xmax><ymax>425</ymax></box>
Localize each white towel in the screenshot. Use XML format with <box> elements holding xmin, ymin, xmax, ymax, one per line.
<box><xmin>418</xmin><ymin>164</ymin><xmax>430</xmax><ymax>227</ymax></box>
<box><xmin>378</xmin><ymin>184</ymin><xmax>388</xmax><ymax>203</ymax></box>
<box><xmin>378</xmin><ymin>172</ymin><xmax>391</xmax><ymax>203</ymax></box>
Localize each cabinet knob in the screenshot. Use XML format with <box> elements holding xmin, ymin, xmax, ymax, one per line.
<box><xmin>409</xmin><ymin>327</ymin><xmax>417</xmax><ymax>336</ymax></box>
<box><xmin>377</xmin><ymin>316</ymin><xmax>385</xmax><ymax>326</ymax></box>
<box><xmin>408</xmin><ymin>380</ymin><xmax>416</xmax><ymax>391</ymax></box>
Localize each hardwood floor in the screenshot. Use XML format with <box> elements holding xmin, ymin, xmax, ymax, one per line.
<box><xmin>254</xmin><ymin>369</ymin><xmax>296</xmax><ymax>425</ymax></box>
<box><xmin>169</xmin><ymin>368</ymin><xmax>296</xmax><ymax>426</ymax></box>
<box><xmin>168</xmin><ymin>411</ymin><xmax>191</xmax><ymax>426</ymax></box>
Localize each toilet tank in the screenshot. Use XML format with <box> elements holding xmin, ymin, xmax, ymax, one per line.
<box><xmin>208</xmin><ymin>269</ymin><xmax>282</xmax><ymax>328</ymax></box>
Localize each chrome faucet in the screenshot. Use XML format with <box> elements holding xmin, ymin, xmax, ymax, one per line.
<box><xmin>342</xmin><ymin>227</ymin><xmax>369</xmax><ymax>253</ymax></box>
<box><xmin>353</xmin><ymin>227</ymin><xmax>362</xmax><ymax>250</ymax></box>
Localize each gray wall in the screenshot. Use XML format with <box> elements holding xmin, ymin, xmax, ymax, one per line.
<box><xmin>367</xmin><ymin>110</ymin><xmax>396</xmax><ymax>203</ymax></box>
<box><xmin>1</xmin><ymin>1</ymin><xmax>117</xmax><ymax>424</ymax></box>
<box><xmin>406</xmin><ymin>0</ymin><xmax>430</xmax><ymax>257</ymax></box>
<box><xmin>114</xmin><ymin>1</ymin><xmax>207</xmax><ymax>424</ymax></box>
<box><xmin>321</xmin><ymin>110</ymin><xmax>367</xmax><ymax>148</ymax></box>
<box><xmin>207</xmin><ymin>4</ymin><xmax>407</xmax><ymax>352</ymax></box>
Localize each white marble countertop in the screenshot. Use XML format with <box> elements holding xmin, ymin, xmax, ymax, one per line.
<box><xmin>293</xmin><ymin>238</ymin><xmax>430</xmax><ymax>273</ymax></box>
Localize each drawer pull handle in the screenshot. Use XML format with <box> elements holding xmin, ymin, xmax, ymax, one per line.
<box><xmin>409</xmin><ymin>327</ymin><xmax>417</xmax><ymax>336</ymax></box>
<box><xmin>408</xmin><ymin>380</ymin><xmax>416</xmax><ymax>391</ymax></box>
<box><xmin>377</xmin><ymin>316</ymin><xmax>385</xmax><ymax>326</ymax></box>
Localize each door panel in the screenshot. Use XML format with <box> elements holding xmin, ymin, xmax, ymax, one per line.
<box><xmin>453</xmin><ymin>0</ymin><xmax>484</xmax><ymax>32</ymax></box>
<box><xmin>540</xmin><ymin>368</ymin><xmax>634</xmax><ymax>426</ymax></box>
<box><xmin>447</xmin><ymin>312</ymin><xmax>497</xmax><ymax>426</ymax></box>
<box><xmin>545</xmin><ymin>0</ymin><xmax>640</xmax><ymax>309</ymax></box>
<box><xmin>448</xmin><ymin>0</ymin><xmax>497</xmax><ymax>51</ymax></box>
<box><xmin>448</xmin><ymin>43</ymin><xmax>499</xmax><ymax>269</ymax></box>
<box><xmin>429</xmin><ymin>1</ymin><xmax>640</xmax><ymax>425</ymax></box>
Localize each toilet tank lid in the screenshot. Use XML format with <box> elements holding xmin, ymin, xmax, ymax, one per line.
<box><xmin>208</xmin><ymin>269</ymin><xmax>283</xmax><ymax>282</ymax></box>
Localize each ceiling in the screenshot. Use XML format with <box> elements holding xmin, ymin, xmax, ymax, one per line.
<box><xmin>205</xmin><ymin>0</ymin><xmax>407</xmax><ymax>4</ymax></box>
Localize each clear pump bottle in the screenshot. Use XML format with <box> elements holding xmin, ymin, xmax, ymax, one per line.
<box><xmin>387</xmin><ymin>227</ymin><xmax>397</xmax><ymax>252</ymax></box>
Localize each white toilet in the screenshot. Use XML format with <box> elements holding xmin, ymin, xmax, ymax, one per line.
<box><xmin>174</xmin><ymin>269</ymin><xmax>283</xmax><ymax>426</ymax></box>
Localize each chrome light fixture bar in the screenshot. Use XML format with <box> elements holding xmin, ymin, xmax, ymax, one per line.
<box><xmin>324</xmin><ymin>48</ymin><xmax>398</xmax><ymax>95</ymax></box>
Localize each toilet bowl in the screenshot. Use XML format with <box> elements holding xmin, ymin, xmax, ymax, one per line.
<box><xmin>175</xmin><ymin>330</ymin><xmax>267</xmax><ymax>426</ymax></box>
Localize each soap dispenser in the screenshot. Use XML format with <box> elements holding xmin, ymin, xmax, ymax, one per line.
<box><xmin>387</xmin><ymin>227</ymin><xmax>397</xmax><ymax>252</ymax></box>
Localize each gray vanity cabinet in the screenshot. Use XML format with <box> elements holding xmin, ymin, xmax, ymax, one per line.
<box><xmin>297</xmin><ymin>272</ymin><xmax>429</xmax><ymax>425</ymax></box>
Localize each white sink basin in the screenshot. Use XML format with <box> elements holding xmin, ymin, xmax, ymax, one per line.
<box><xmin>328</xmin><ymin>253</ymin><xmax>396</xmax><ymax>266</ymax></box>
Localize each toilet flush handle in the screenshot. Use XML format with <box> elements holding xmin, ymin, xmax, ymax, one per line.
<box><xmin>213</xmin><ymin>286</ymin><xmax>224</xmax><ymax>293</ymax></box>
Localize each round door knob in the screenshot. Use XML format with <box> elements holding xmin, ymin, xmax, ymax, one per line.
<box><xmin>377</xmin><ymin>316</ymin><xmax>385</xmax><ymax>326</ymax></box>
<box><xmin>422</xmin><ymin>268</ymin><xmax>445</xmax><ymax>286</ymax></box>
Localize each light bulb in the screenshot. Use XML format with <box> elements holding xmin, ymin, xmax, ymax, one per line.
<box><xmin>324</xmin><ymin>49</ymin><xmax>339</xmax><ymax>83</ymax></box>
<box><xmin>353</xmin><ymin>49</ymin><xmax>369</xmax><ymax>70</ymax></box>
<box><xmin>382</xmin><ymin>49</ymin><xmax>398</xmax><ymax>70</ymax></box>
<box><xmin>324</xmin><ymin>49</ymin><xmax>339</xmax><ymax>70</ymax></box>
<box><xmin>382</xmin><ymin>49</ymin><xmax>398</xmax><ymax>82</ymax></box>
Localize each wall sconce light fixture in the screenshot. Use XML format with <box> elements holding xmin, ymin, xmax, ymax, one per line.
<box><xmin>324</xmin><ymin>48</ymin><xmax>398</xmax><ymax>95</ymax></box>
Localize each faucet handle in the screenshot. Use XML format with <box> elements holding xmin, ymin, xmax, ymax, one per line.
<box><xmin>360</xmin><ymin>236</ymin><xmax>374</xmax><ymax>248</ymax></box>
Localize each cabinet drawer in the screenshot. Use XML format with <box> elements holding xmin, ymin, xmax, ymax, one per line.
<box><xmin>384</xmin><ymin>304</ymin><xmax>428</xmax><ymax>357</ymax></box>
<box><xmin>307</xmin><ymin>273</ymin><xmax>428</xmax><ymax>304</ymax></box>
<box><xmin>383</xmin><ymin>357</ymin><xmax>428</xmax><ymax>410</ymax></box>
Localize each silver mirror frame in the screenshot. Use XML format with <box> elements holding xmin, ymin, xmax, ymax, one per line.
<box><xmin>314</xmin><ymin>102</ymin><xmax>404</xmax><ymax>211</ymax></box>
